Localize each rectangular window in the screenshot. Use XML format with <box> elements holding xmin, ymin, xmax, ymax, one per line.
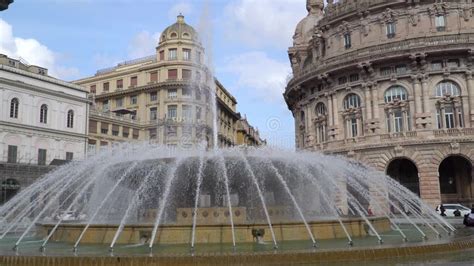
<box><xmin>182</xmin><ymin>105</ymin><xmax>192</xmax><ymax>122</ymax></box>
<box><xmin>445</xmin><ymin>106</ymin><xmax>455</xmax><ymax>129</ymax></box>
<box><xmin>395</xmin><ymin>64</ymin><xmax>407</xmax><ymax>75</ymax></box>
<box><xmin>182</xmin><ymin>88</ymin><xmax>192</xmax><ymax>98</ymax></box>
<box><xmin>435</xmin><ymin>15</ymin><xmax>446</xmax><ymax>31</ymax></box>
<box><xmin>90</xmin><ymin>85</ymin><xmax>96</xmax><ymax>94</ymax></box>
<box><xmin>103</xmin><ymin>82</ymin><xmax>110</xmax><ymax>92</ymax></box>
<box><xmin>38</xmin><ymin>149</ymin><xmax>47</xmax><ymax>166</ymax></box>
<box><xmin>344</xmin><ymin>33</ymin><xmax>351</xmax><ymax>49</ymax></box>
<box><xmin>168</xmin><ymin>89</ymin><xmax>177</xmax><ymax>99</ymax></box>
<box><xmin>182</xmin><ymin>69</ymin><xmax>192</xmax><ymax>80</ymax></box>
<box><xmin>123</xmin><ymin>127</ymin><xmax>130</xmax><ymax>138</ymax></box>
<box><xmin>183</xmin><ymin>49</ymin><xmax>191</xmax><ymax>61</ymax></box>
<box><xmin>166</xmin><ymin>126</ymin><xmax>177</xmax><ymax>137</ymax></box>
<box><xmin>350</xmin><ymin>118</ymin><xmax>358</xmax><ymax>137</ymax></box>
<box><xmin>103</xmin><ymin>100</ymin><xmax>109</xmax><ymax>112</ymax></box>
<box><xmin>117</xmin><ymin>79</ymin><xmax>123</xmax><ymax>89</ymax></box>
<box><xmin>101</xmin><ymin>123</ymin><xmax>109</xmax><ymax>134</ymax></box>
<box><xmin>149</xmin><ymin>129</ymin><xmax>157</xmax><ymax>139</ymax></box>
<box><xmin>7</xmin><ymin>145</ymin><xmax>17</xmax><ymax>163</ymax></box>
<box><xmin>168</xmin><ymin>49</ymin><xmax>177</xmax><ymax>60</ymax></box>
<box><xmin>349</xmin><ymin>73</ymin><xmax>359</xmax><ymax>82</ymax></box>
<box><xmin>132</xmin><ymin>129</ymin><xmax>139</xmax><ymax>139</ymax></box>
<box><xmin>338</xmin><ymin>76</ymin><xmax>347</xmax><ymax>85</ymax></box>
<box><xmin>196</xmin><ymin>106</ymin><xmax>202</xmax><ymax>120</ymax></box>
<box><xmin>447</xmin><ymin>59</ymin><xmax>460</xmax><ymax>68</ymax></box>
<box><xmin>168</xmin><ymin>69</ymin><xmax>178</xmax><ymax>80</ymax></box>
<box><xmin>437</xmin><ymin>110</ymin><xmax>442</xmax><ymax>129</ymax></box>
<box><xmin>196</xmin><ymin>89</ymin><xmax>202</xmax><ymax>100</ymax></box>
<box><xmin>197</xmin><ymin>52</ymin><xmax>202</xmax><ymax>63</ymax></box>
<box><xmin>386</xmin><ymin>23</ymin><xmax>396</xmax><ymax>38</ymax></box>
<box><xmin>159</xmin><ymin>50</ymin><xmax>165</xmax><ymax>61</ymax></box>
<box><xmin>150</xmin><ymin>71</ymin><xmax>158</xmax><ymax>82</ymax></box>
<box><xmin>380</xmin><ymin>67</ymin><xmax>392</xmax><ymax>76</ymax></box>
<box><xmin>431</xmin><ymin>61</ymin><xmax>443</xmax><ymax>71</ymax></box>
<box><xmin>130</xmin><ymin>76</ymin><xmax>138</xmax><ymax>87</ymax></box>
<box><xmin>116</xmin><ymin>97</ymin><xmax>123</xmax><ymax>107</ymax></box>
<box><xmin>130</xmin><ymin>95</ymin><xmax>138</xmax><ymax>105</ymax></box>
<box><xmin>89</xmin><ymin>120</ymin><xmax>98</xmax><ymax>134</ymax></box>
<box><xmin>150</xmin><ymin>107</ymin><xmax>158</xmax><ymax>121</ymax></box>
<box><xmin>167</xmin><ymin>105</ymin><xmax>177</xmax><ymax>119</ymax></box>
<box><xmin>393</xmin><ymin>110</ymin><xmax>404</xmax><ymax>133</ymax></box>
<box><xmin>150</xmin><ymin>91</ymin><xmax>158</xmax><ymax>102</ymax></box>
<box><xmin>112</xmin><ymin>124</ymin><xmax>119</xmax><ymax>136</ymax></box>
<box><xmin>66</xmin><ymin>152</ymin><xmax>74</xmax><ymax>161</ymax></box>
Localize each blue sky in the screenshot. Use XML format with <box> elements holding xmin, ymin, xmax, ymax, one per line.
<box><xmin>0</xmin><ymin>0</ymin><xmax>308</xmax><ymax>149</ymax></box>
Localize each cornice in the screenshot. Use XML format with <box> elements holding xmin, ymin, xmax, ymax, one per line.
<box><xmin>0</xmin><ymin>121</ymin><xmax>87</xmax><ymax>142</ymax></box>
<box><xmin>0</xmin><ymin>77</ymin><xmax>90</xmax><ymax>104</ymax></box>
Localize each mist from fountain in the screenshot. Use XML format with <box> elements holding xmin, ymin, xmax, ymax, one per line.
<box><xmin>0</xmin><ymin>145</ymin><xmax>455</xmax><ymax>255</ymax></box>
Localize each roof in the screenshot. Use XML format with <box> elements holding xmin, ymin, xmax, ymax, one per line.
<box><xmin>159</xmin><ymin>15</ymin><xmax>199</xmax><ymax>44</ymax></box>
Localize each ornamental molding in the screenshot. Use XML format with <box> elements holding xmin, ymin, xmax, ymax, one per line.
<box><xmin>428</xmin><ymin>2</ymin><xmax>449</xmax><ymax>16</ymax></box>
<box><xmin>379</xmin><ymin>8</ymin><xmax>398</xmax><ymax>24</ymax></box>
<box><xmin>338</xmin><ymin>21</ymin><xmax>351</xmax><ymax>35</ymax></box>
<box><xmin>407</xmin><ymin>5</ymin><xmax>421</xmax><ymax>26</ymax></box>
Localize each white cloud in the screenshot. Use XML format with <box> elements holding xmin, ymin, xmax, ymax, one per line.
<box><xmin>0</xmin><ymin>18</ymin><xmax>80</xmax><ymax>80</ymax></box>
<box><xmin>127</xmin><ymin>31</ymin><xmax>160</xmax><ymax>59</ymax></box>
<box><xmin>221</xmin><ymin>51</ymin><xmax>291</xmax><ymax>103</ymax></box>
<box><xmin>224</xmin><ymin>0</ymin><xmax>306</xmax><ymax>49</ymax></box>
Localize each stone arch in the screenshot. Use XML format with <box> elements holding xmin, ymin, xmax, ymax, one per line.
<box><xmin>428</xmin><ymin>75</ymin><xmax>466</xmax><ymax>97</ymax></box>
<box><xmin>438</xmin><ymin>154</ymin><xmax>473</xmax><ymax>205</ymax></box>
<box><xmin>386</xmin><ymin>157</ymin><xmax>420</xmax><ymax>196</ymax></box>
<box><xmin>342</xmin><ymin>92</ymin><xmax>363</xmax><ymax>109</ymax></box>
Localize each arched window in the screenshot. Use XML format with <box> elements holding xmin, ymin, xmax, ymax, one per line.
<box><xmin>67</xmin><ymin>110</ymin><xmax>74</xmax><ymax>128</ymax></box>
<box><xmin>435</xmin><ymin>81</ymin><xmax>460</xmax><ymax>97</ymax></box>
<box><xmin>315</xmin><ymin>102</ymin><xmax>327</xmax><ymax>116</ymax></box>
<box><xmin>10</xmin><ymin>98</ymin><xmax>19</xmax><ymax>118</ymax></box>
<box><xmin>343</xmin><ymin>94</ymin><xmax>363</xmax><ymax>138</ymax></box>
<box><xmin>384</xmin><ymin>86</ymin><xmax>408</xmax><ymax>103</ymax></box>
<box><xmin>384</xmin><ymin>86</ymin><xmax>411</xmax><ymax>133</ymax></box>
<box><xmin>40</xmin><ymin>104</ymin><xmax>48</xmax><ymax>124</ymax></box>
<box><xmin>343</xmin><ymin>93</ymin><xmax>361</xmax><ymax>110</ymax></box>
<box><xmin>435</xmin><ymin>81</ymin><xmax>464</xmax><ymax>129</ymax></box>
<box><xmin>170</xmin><ymin>32</ymin><xmax>177</xmax><ymax>38</ymax></box>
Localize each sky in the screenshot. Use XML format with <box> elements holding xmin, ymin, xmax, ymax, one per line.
<box><xmin>0</xmin><ymin>0</ymin><xmax>309</xmax><ymax>149</ymax></box>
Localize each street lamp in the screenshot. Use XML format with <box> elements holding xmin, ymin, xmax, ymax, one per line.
<box><xmin>0</xmin><ymin>0</ymin><xmax>13</xmax><ymax>11</ymax></box>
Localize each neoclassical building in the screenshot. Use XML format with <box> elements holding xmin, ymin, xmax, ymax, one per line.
<box><xmin>0</xmin><ymin>54</ymin><xmax>89</xmax><ymax>203</ymax></box>
<box><xmin>75</xmin><ymin>15</ymin><xmax>264</xmax><ymax>151</ymax></box>
<box><xmin>285</xmin><ymin>0</ymin><xmax>474</xmax><ymax>208</ymax></box>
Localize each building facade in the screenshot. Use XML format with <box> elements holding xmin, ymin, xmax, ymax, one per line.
<box><xmin>285</xmin><ymin>0</ymin><xmax>474</xmax><ymax>208</ymax></box>
<box><xmin>0</xmin><ymin>54</ymin><xmax>89</xmax><ymax>203</ymax></box>
<box><xmin>75</xmin><ymin>15</ymin><xmax>264</xmax><ymax>150</ymax></box>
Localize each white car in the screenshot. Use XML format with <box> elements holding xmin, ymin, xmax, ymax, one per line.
<box><xmin>435</xmin><ymin>204</ymin><xmax>471</xmax><ymax>217</ymax></box>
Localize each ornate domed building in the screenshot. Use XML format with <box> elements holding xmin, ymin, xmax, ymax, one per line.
<box><xmin>285</xmin><ymin>0</ymin><xmax>474</xmax><ymax>207</ymax></box>
<box><xmin>75</xmin><ymin>15</ymin><xmax>264</xmax><ymax>150</ymax></box>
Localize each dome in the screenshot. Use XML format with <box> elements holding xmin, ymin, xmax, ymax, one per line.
<box><xmin>160</xmin><ymin>15</ymin><xmax>199</xmax><ymax>44</ymax></box>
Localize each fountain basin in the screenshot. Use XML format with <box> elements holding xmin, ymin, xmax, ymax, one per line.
<box><xmin>37</xmin><ymin>216</ymin><xmax>391</xmax><ymax>245</ymax></box>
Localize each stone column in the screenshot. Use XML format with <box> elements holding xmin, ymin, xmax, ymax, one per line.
<box><xmin>327</xmin><ymin>94</ymin><xmax>334</xmax><ymax>127</ymax></box>
<box><xmin>332</xmin><ymin>93</ymin><xmax>339</xmax><ymax>126</ymax></box>
<box><xmin>364</xmin><ymin>84</ymin><xmax>373</xmax><ymax>121</ymax></box>
<box><xmin>372</xmin><ymin>85</ymin><xmax>380</xmax><ymax>120</ymax></box>
<box><xmin>466</xmin><ymin>71</ymin><xmax>474</xmax><ymax>125</ymax></box>
<box><xmin>421</xmin><ymin>74</ymin><xmax>430</xmax><ymax>114</ymax></box>
<box><xmin>411</xmin><ymin>75</ymin><xmax>423</xmax><ymax>115</ymax></box>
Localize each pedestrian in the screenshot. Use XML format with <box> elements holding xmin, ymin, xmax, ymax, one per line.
<box><xmin>440</xmin><ymin>204</ymin><xmax>447</xmax><ymax>217</ymax></box>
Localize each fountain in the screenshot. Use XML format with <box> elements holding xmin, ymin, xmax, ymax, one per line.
<box><xmin>1</xmin><ymin>144</ymin><xmax>473</xmax><ymax>265</ymax></box>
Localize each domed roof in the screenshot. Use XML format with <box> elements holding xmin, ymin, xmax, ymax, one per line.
<box><xmin>160</xmin><ymin>15</ymin><xmax>199</xmax><ymax>44</ymax></box>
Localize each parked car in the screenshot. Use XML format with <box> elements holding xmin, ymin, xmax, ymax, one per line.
<box><xmin>435</xmin><ymin>204</ymin><xmax>471</xmax><ymax>217</ymax></box>
<box><xmin>55</xmin><ymin>211</ymin><xmax>86</xmax><ymax>221</ymax></box>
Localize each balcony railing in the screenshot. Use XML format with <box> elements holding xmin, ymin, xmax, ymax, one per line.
<box><xmin>288</xmin><ymin>33</ymin><xmax>474</xmax><ymax>88</ymax></box>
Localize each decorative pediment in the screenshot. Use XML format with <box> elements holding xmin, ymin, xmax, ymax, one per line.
<box><xmin>338</xmin><ymin>21</ymin><xmax>351</xmax><ymax>34</ymax></box>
